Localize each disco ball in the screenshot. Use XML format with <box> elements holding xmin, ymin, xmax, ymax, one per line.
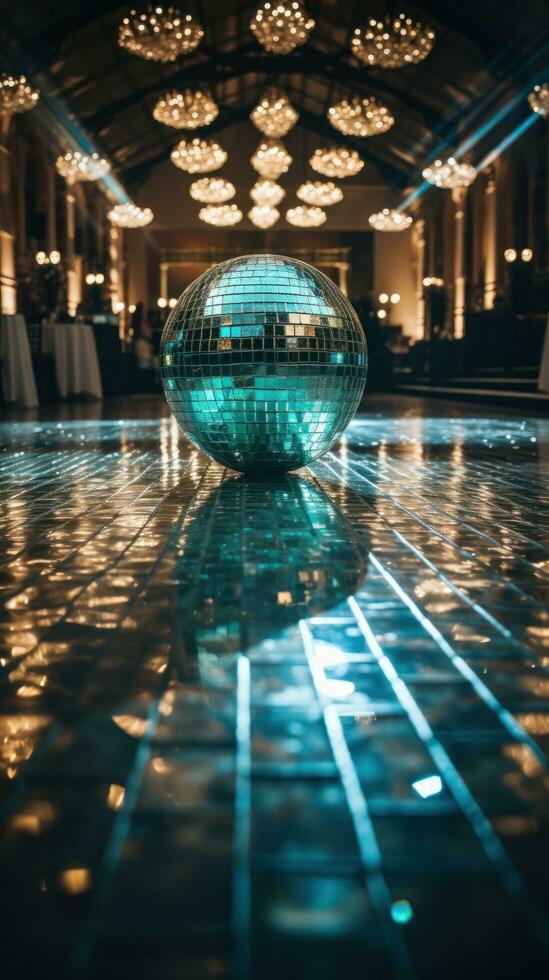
<box><xmin>160</xmin><ymin>254</ymin><xmax>367</xmax><ymax>472</ymax></box>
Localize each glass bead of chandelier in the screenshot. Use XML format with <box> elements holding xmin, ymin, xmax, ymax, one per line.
<box><xmin>0</xmin><ymin>74</ymin><xmax>39</xmax><ymax>115</ymax></box>
<box><xmin>189</xmin><ymin>177</ymin><xmax>235</xmax><ymax>203</ymax></box>
<box><xmin>251</xmin><ymin>89</ymin><xmax>298</xmax><ymax>137</ymax></box>
<box><xmin>108</xmin><ymin>203</ymin><xmax>154</xmax><ymax>228</ymax></box>
<box><xmin>250</xmin><ymin>2</ymin><xmax>315</xmax><ymax>54</ymax></box>
<box><xmin>309</xmin><ymin>146</ymin><xmax>364</xmax><ymax>179</ymax></box>
<box><xmin>171</xmin><ymin>138</ymin><xmax>227</xmax><ymax>173</ymax></box>
<box><xmin>251</xmin><ymin>139</ymin><xmax>293</xmax><ymax>179</ymax></box>
<box><xmin>286</xmin><ymin>205</ymin><xmax>326</xmax><ymax>227</ymax></box>
<box><xmin>528</xmin><ymin>83</ymin><xmax>549</xmax><ymax>118</ymax></box>
<box><xmin>250</xmin><ymin>179</ymin><xmax>286</xmax><ymax>207</ymax></box>
<box><xmin>328</xmin><ymin>95</ymin><xmax>394</xmax><ymax>137</ymax></box>
<box><xmin>422</xmin><ymin>157</ymin><xmax>476</xmax><ymax>189</ymax></box>
<box><xmin>351</xmin><ymin>13</ymin><xmax>435</xmax><ymax>69</ymax></box>
<box><xmin>118</xmin><ymin>6</ymin><xmax>204</xmax><ymax>62</ymax></box>
<box><xmin>153</xmin><ymin>89</ymin><xmax>218</xmax><ymax>129</ymax></box>
<box><xmin>248</xmin><ymin>205</ymin><xmax>280</xmax><ymax>229</ymax></box>
<box><xmin>56</xmin><ymin>151</ymin><xmax>111</xmax><ymax>184</ymax></box>
<box><xmin>199</xmin><ymin>204</ymin><xmax>243</xmax><ymax>226</ymax></box>
<box><xmin>297</xmin><ymin>180</ymin><xmax>343</xmax><ymax>207</ymax></box>
<box><xmin>368</xmin><ymin>208</ymin><xmax>412</xmax><ymax>232</ymax></box>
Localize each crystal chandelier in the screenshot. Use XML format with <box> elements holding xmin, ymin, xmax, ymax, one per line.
<box><xmin>118</xmin><ymin>6</ymin><xmax>204</xmax><ymax>61</ymax></box>
<box><xmin>249</xmin><ymin>205</ymin><xmax>280</xmax><ymax>229</ymax></box>
<box><xmin>422</xmin><ymin>157</ymin><xmax>476</xmax><ymax>189</ymax></box>
<box><xmin>286</xmin><ymin>205</ymin><xmax>326</xmax><ymax>227</ymax></box>
<box><xmin>56</xmin><ymin>151</ymin><xmax>111</xmax><ymax>184</ymax></box>
<box><xmin>250</xmin><ymin>179</ymin><xmax>286</xmax><ymax>207</ymax></box>
<box><xmin>108</xmin><ymin>203</ymin><xmax>154</xmax><ymax>227</ymax></box>
<box><xmin>351</xmin><ymin>14</ymin><xmax>435</xmax><ymax>68</ymax></box>
<box><xmin>199</xmin><ymin>204</ymin><xmax>243</xmax><ymax>226</ymax></box>
<box><xmin>189</xmin><ymin>177</ymin><xmax>235</xmax><ymax>203</ymax></box>
<box><xmin>153</xmin><ymin>89</ymin><xmax>218</xmax><ymax>128</ymax></box>
<box><xmin>250</xmin><ymin>2</ymin><xmax>315</xmax><ymax>54</ymax></box>
<box><xmin>309</xmin><ymin>146</ymin><xmax>364</xmax><ymax>179</ymax></box>
<box><xmin>0</xmin><ymin>74</ymin><xmax>39</xmax><ymax>115</ymax></box>
<box><xmin>171</xmin><ymin>138</ymin><xmax>227</xmax><ymax>173</ymax></box>
<box><xmin>297</xmin><ymin>181</ymin><xmax>343</xmax><ymax>207</ymax></box>
<box><xmin>368</xmin><ymin>208</ymin><xmax>412</xmax><ymax>232</ymax></box>
<box><xmin>251</xmin><ymin>139</ymin><xmax>293</xmax><ymax>178</ymax></box>
<box><xmin>528</xmin><ymin>83</ymin><xmax>549</xmax><ymax>118</ymax></box>
<box><xmin>328</xmin><ymin>96</ymin><xmax>394</xmax><ymax>137</ymax></box>
<box><xmin>251</xmin><ymin>89</ymin><xmax>298</xmax><ymax>137</ymax></box>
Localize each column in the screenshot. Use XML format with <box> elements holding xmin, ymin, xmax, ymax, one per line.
<box><xmin>160</xmin><ymin>260</ymin><xmax>169</xmax><ymax>301</ymax></box>
<box><xmin>337</xmin><ymin>264</ymin><xmax>348</xmax><ymax>296</ymax></box>
<box><xmin>452</xmin><ymin>187</ymin><xmax>467</xmax><ymax>338</ymax></box>
<box><xmin>0</xmin><ymin>115</ymin><xmax>17</xmax><ymax>313</ymax></box>
<box><xmin>414</xmin><ymin>219</ymin><xmax>426</xmax><ymax>340</ymax></box>
<box><xmin>46</xmin><ymin>162</ymin><xmax>57</xmax><ymax>253</ymax></box>
<box><xmin>483</xmin><ymin>169</ymin><xmax>497</xmax><ymax>309</ymax></box>
<box><xmin>65</xmin><ymin>180</ymin><xmax>80</xmax><ymax>315</ymax></box>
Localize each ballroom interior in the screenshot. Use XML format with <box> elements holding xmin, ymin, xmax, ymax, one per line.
<box><xmin>0</xmin><ymin>3</ymin><xmax>548</xmax><ymax>979</ymax></box>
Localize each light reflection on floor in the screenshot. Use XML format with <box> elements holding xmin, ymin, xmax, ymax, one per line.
<box><xmin>0</xmin><ymin>398</ymin><xmax>548</xmax><ymax>979</ymax></box>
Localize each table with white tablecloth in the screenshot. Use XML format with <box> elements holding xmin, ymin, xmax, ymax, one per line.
<box><xmin>42</xmin><ymin>322</ymin><xmax>103</xmax><ymax>399</ymax></box>
<box><xmin>1</xmin><ymin>313</ymin><xmax>39</xmax><ymax>408</ymax></box>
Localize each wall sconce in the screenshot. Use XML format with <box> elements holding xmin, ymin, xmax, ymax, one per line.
<box><xmin>423</xmin><ymin>277</ymin><xmax>444</xmax><ymax>287</ymax></box>
<box><xmin>157</xmin><ymin>297</ymin><xmax>167</xmax><ymax>308</ymax></box>
<box><xmin>521</xmin><ymin>248</ymin><xmax>533</xmax><ymax>263</ymax></box>
<box><xmin>36</xmin><ymin>250</ymin><xmax>62</xmax><ymax>266</ymax></box>
<box><xmin>114</xmin><ymin>301</ymin><xmax>125</xmax><ymax>314</ymax></box>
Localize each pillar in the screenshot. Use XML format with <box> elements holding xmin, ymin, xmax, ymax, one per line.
<box><xmin>65</xmin><ymin>180</ymin><xmax>80</xmax><ymax>315</ymax></box>
<box><xmin>452</xmin><ymin>187</ymin><xmax>467</xmax><ymax>338</ymax></box>
<box><xmin>413</xmin><ymin>219</ymin><xmax>426</xmax><ymax>340</ymax></box>
<box><xmin>160</xmin><ymin>261</ymin><xmax>169</xmax><ymax>301</ymax></box>
<box><xmin>0</xmin><ymin>115</ymin><xmax>17</xmax><ymax>313</ymax></box>
<box><xmin>337</xmin><ymin>264</ymin><xmax>348</xmax><ymax>296</ymax></box>
<box><xmin>46</xmin><ymin>162</ymin><xmax>57</xmax><ymax>253</ymax></box>
<box><xmin>483</xmin><ymin>169</ymin><xmax>497</xmax><ymax>309</ymax></box>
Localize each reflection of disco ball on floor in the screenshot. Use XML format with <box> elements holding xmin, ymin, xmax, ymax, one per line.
<box><xmin>160</xmin><ymin>254</ymin><xmax>367</xmax><ymax>472</ymax></box>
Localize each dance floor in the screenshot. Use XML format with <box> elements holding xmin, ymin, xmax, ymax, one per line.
<box><xmin>1</xmin><ymin>395</ymin><xmax>548</xmax><ymax>979</ymax></box>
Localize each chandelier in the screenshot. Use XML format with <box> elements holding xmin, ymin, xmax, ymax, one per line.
<box><xmin>250</xmin><ymin>2</ymin><xmax>315</xmax><ymax>54</ymax></box>
<box><xmin>422</xmin><ymin>157</ymin><xmax>476</xmax><ymax>189</ymax></box>
<box><xmin>368</xmin><ymin>208</ymin><xmax>412</xmax><ymax>232</ymax></box>
<box><xmin>171</xmin><ymin>137</ymin><xmax>227</xmax><ymax>173</ymax></box>
<box><xmin>286</xmin><ymin>205</ymin><xmax>326</xmax><ymax>227</ymax></box>
<box><xmin>297</xmin><ymin>180</ymin><xmax>343</xmax><ymax>207</ymax></box>
<box><xmin>0</xmin><ymin>74</ymin><xmax>39</xmax><ymax>115</ymax></box>
<box><xmin>351</xmin><ymin>14</ymin><xmax>435</xmax><ymax>68</ymax></box>
<box><xmin>250</xmin><ymin>179</ymin><xmax>286</xmax><ymax>207</ymax></box>
<box><xmin>251</xmin><ymin>138</ymin><xmax>292</xmax><ymax>178</ymax></box>
<box><xmin>251</xmin><ymin>89</ymin><xmax>298</xmax><ymax>137</ymax></box>
<box><xmin>56</xmin><ymin>151</ymin><xmax>111</xmax><ymax>183</ymax></box>
<box><xmin>189</xmin><ymin>177</ymin><xmax>235</xmax><ymax>203</ymax></box>
<box><xmin>153</xmin><ymin>89</ymin><xmax>218</xmax><ymax>128</ymax></box>
<box><xmin>108</xmin><ymin>203</ymin><xmax>154</xmax><ymax>227</ymax></box>
<box><xmin>528</xmin><ymin>83</ymin><xmax>549</xmax><ymax>118</ymax></box>
<box><xmin>309</xmin><ymin>146</ymin><xmax>364</xmax><ymax>179</ymax></box>
<box><xmin>328</xmin><ymin>96</ymin><xmax>394</xmax><ymax>137</ymax></box>
<box><xmin>199</xmin><ymin>204</ymin><xmax>243</xmax><ymax>226</ymax></box>
<box><xmin>249</xmin><ymin>205</ymin><xmax>280</xmax><ymax>229</ymax></box>
<box><xmin>118</xmin><ymin>6</ymin><xmax>204</xmax><ymax>61</ymax></box>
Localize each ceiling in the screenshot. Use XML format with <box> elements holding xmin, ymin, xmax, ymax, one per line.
<box><xmin>2</xmin><ymin>1</ymin><xmax>548</xmax><ymax>192</ymax></box>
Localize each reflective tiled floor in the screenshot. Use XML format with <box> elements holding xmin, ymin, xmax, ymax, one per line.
<box><xmin>1</xmin><ymin>396</ymin><xmax>548</xmax><ymax>980</ymax></box>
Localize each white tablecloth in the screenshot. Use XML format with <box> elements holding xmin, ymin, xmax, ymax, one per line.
<box><xmin>1</xmin><ymin>313</ymin><xmax>39</xmax><ymax>408</ymax></box>
<box><xmin>42</xmin><ymin>322</ymin><xmax>103</xmax><ymax>399</ymax></box>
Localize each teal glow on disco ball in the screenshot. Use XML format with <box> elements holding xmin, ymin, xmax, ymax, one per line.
<box><xmin>160</xmin><ymin>254</ymin><xmax>367</xmax><ymax>472</ymax></box>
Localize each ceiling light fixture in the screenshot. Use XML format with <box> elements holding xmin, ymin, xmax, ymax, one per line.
<box><xmin>250</xmin><ymin>179</ymin><xmax>286</xmax><ymax>207</ymax></box>
<box><xmin>250</xmin><ymin>2</ymin><xmax>315</xmax><ymax>54</ymax></box>
<box><xmin>153</xmin><ymin>89</ymin><xmax>218</xmax><ymax>129</ymax></box>
<box><xmin>368</xmin><ymin>208</ymin><xmax>413</xmax><ymax>231</ymax></box>
<box><xmin>297</xmin><ymin>181</ymin><xmax>343</xmax><ymax>207</ymax></box>
<box><xmin>309</xmin><ymin>146</ymin><xmax>364</xmax><ymax>179</ymax></box>
<box><xmin>0</xmin><ymin>74</ymin><xmax>39</xmax><ymax>115</ymax></box>
<box><xmin>170</xmin><ymin>138</ymin><xmax>228</xmax><ymax>173</ymax></box>
<box><xmin>286</xmin><ymin>205</ymin><xmax>327</xmax><ymax>227</ymax></box>
<box><xmin>251</xmin><ymin>138</ymin><xmax>293</xmax><ymax>178</ymax></box>
<box><xmin>422</xmin><ymin>157</ymin><xmax>476</xmax><ymax>189</ymax></box>
<box><xmin>251</xmin><ymin>88</ymin><xmax>298</xmax><ymax>137</ymax></box>
<box><xmin>328</xmin><ymin>96</ymin><xmax>394</xmax><ymax>137</ymax></box>
<box><xmin>118</xmin><ymin>6</ymin><xmax>204</xmax><ymax>61</ymax></box>
<box><xmin>108</xmin><ymin>203</ymin><xmax>154</xmax><ymax>227</ymax></box>
<box><xmin>189</xmin><ymin>177</ymin><xmax>235</xmax><ymax>203</ymax></box>
<box><xmin>351</xmin><ymin>13</ymin><xmax>435</xmax><ymax>68</ymax></box>
<box><xmin>199</xmin><ymin>204</ymin><xmax>243</xmax><ymax>226</ymax></box>
<box><xmin>248</xmin><ymin>205</ymin><xmax>280</xmax><ymax>228</ymax></box>
<box><xmin>56</xmin><ymin>151</ymin><xmax>111</xmax><ymax>184</ymax></box>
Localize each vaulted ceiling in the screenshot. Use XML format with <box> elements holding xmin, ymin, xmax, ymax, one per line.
<box><xmin>2</xmin><ymin>1</ymin><xmax>548</xmax><ymax>191</ymax></box>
